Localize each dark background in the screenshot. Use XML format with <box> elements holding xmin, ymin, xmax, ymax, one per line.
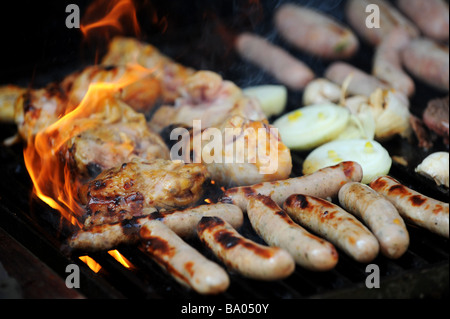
<box><xmin>0</xmin><ymin>0</ymin><xmax>354</xmax><ymax>88</ymax></box>
<box><xmin>0</xmin><ymin>0</ymin><xmax>446</xmax><ymax>117</ymax></box>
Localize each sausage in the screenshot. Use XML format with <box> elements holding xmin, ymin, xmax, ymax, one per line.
<box><xmin>338</xmin><ymin>182</ymin><xmax>409</xmax><ymax>259</ymax></box>
<box><xmin>140</xmin><ymin>220</ymin><xmax>230</xmax><ymax>295</ymax></box>
<box><xmin>221</xmin><ymin>161</ymin><xmax>363</xmax><ymax>212</ymax></box>
<box><xmin>197</xmin><ymin>216</ymin><xmax>295</xmax><ymax>280</ymax></box>
<box><xmin>274</xmin><ymin>3</ymin><xmax>359</xmax><ymax>59</ymax></box>
<box><xmin>372</xmin><ymin>28</ymin><xmax>415</xmax><ymax>97</ymax></box>
<box><xmin>284</xmin><ymin>194</ymin><xmax>380</xmax><ymax>263</ymax></box>
<box><xmin>247</xmin><ymin>195</ymin><xmax>338</xmax><ymax>271</ymax></box>
<box><xmin>345</xmin><ymin>0</ymin><xmax>419</xmax><ymax>46</ymax></box>
<box><xmin>151</xmin><ymin>203</ymin><xmax>244</xmax><ymax>238</ymax></box>
<box><xmin>325</xmin><ymin>62</ymin><xmax>389</xmax><ymax>96</ymax></box>
<box><xmin>69</xmin><ymin>203</ymin><xmax>244</xmax><ymax>251</ymax></box>
<box><xmin>369</xmin><ymin>176</ymin><xmax>449</xmax><ymax>238</ymax></box>
<box><xmin>235</xmin><ymin>32</ymin><xmax>315</xmax><ymax>90</ymax></box>
<box><xmin>396</xmin><ymin>0</ymin><xmax>449</xmax><ymax>42</ymax></box>
<box><xmin>401</xmin><ymin>38</ymin><xmax>449</xmax><ymax>92</ymax></box>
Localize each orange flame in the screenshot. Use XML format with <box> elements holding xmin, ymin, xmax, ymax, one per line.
<box><xmin>108</xmin><ymin>249</ymin><xmax>134</xmax><ymax>269</ymax></box>
<box><xmin>79</xmin><ymin>255</ymin><xmax>102</xmax><ymax>273</ymax></box>
<box><xmin>81</xmin><ymin>0</ymin><xmax>140</xmax><ymax>41</ymax></box>
<box><xmin>23</xmin><ymin>64</ymin><xmax>153</xmax><ymax>229</ymax></box>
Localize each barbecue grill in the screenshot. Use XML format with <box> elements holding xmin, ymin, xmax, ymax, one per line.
<box><xmin>0</xmin><ymin>0</ymin><xmax>448</xmax><ymax>300</ymax></box>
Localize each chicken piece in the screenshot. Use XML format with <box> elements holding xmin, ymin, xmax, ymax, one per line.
<box><xmin>52</xmin><ymin>93</ymin><xmax>169</xmax><ymax>180</ymax></box>
<box><xmin>150</xmin><ymin>71</ymin><xmax>292</xmax><ymax>186</ymax></box>
<box><xmin>79</xmin><ymin>158</ymin><xmax>210</xmax><ymax>229</ymax></box>
<box><xmin>14</xmin><ymin>83</ymin><xmax>67</xmax><ymax>143</ymax></box>
<box><xmin>101</xmin><ymin>36</ymin><xmax>195</xmax><ymax>103</ymax></box>
<box><xmin>64</xmin><ymin>118</ymin><xmax>169</xmax><ymax>179</ymax></box>
<box><xmin>423</xmin><ymin>96</ymin><xmax>449</xmax><ymax>145</ymax></box>
<box><xmin>409</xmin><ymin>115</ymin><xmax>433</xmax><ymax>149</ymax></box>
<box><xmin>149</xmin><ymin>71</ymin><xmax>261</xmax><ymax>132</ymax></box>
<box><xmin>62</xmin><ymin>64</ymin><xmax>163</xmax><ymax>114</ymax></box>
<box><xmin>0</xmin><ymin>85</ymin><xmax>25</xmax><ymax>123</ymax></box>
<box><xmin>198</xmin><ymin>115</ymin><xmax>292</xmax><ymax>186</ymax></box>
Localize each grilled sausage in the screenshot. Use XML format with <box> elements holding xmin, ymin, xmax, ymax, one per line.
<box><xmin>325</xmin><ymin>62</ymin><xmax>389</xmax><ymax>96</ymax></box>
<box><xmin>197</xmin><ymin>216</ymin><xmax>295</xmax><ymax>280</ymax></box>
<box><xmin>396</xmin><ymin>0</ymin><xmax>449</xmax><ymax>42</ymax></box>
<box><xmin>338</xmin><ymin>182</ymin><xmax>409</xmax><ymax>259</ymax></box>
<box><xmin>401</xmin><ymin>38</ymin><xmax>449</xmax><ymax>92</ymax></box>
<box><xmin>69</xmin><ymin>203</ymin><xmax>244</xmax><ymax>251</ymax></box>
<box><xmin>274</xmin><ymin>3</ymin><xmax>359</xmax><ymax>59</ymax></box>
<box><xmin>221</xmin><ymin>161</ymin><xmax>363</xmax><ymax>212</ymax></box>
<box><xmin>140</xmin><ymin>220</ymin><xmax>230</xmax><ymax>295</ymax></box>
<box><xmin>235</xmin><ymin>32</ymin><xmax>315</xmax><ymax>90</ymax></box>
<box><xmin>247</xmin><ymin>195</ymin><xmax>338</xmax><ymax>271</ymax></box>
<box><xmin>369</xmin><ymin>176</ymin><xmax>449</xmax><ymax>238</ymax></box>
<box><xmin>372</xmin><ymin>28</ymin><xmax>415</xmax><ymax>97</ymax></box>
<box><xmin>284</xmin><ymin>194</ymin><xmax>379</xmax><ymax>263</ymax></box>
<box><xmin>345</xmin><ymin>0</ymin><xmax>419</xmax><ymax>46</ymax></box>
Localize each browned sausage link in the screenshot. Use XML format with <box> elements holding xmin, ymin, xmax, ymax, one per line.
<box><xmin>284</xmin><ymin>194</ymin><xmax>379</xmax><ymax>263</ymax></box>
<box><xmin>221</xmin><ymin>161</ymin><xmax>363</xmax><ymax>212</ymax></box>
<box><xmin>197</xmin><ymin>216</ymin><xmax>295</xmax><ymax>280</ymax></box>
<box><xmin>369</xmin><ymin>176</ymin><xmax>449</xmax><ymax>238</ymax></box>
<box><xmin>345</xmin><ymin>0</ymin><xmax>419</xmax><ymax>46</ymax></box>
<box><xmin>274</xmin><ymin>3</ymin><xmax>359</xmax><ymax>59</ymax></box>
<box><xmin>151</xmin><ymin>203</ymin><xmax>244</xmax><ymax>238</ymax></box>
<box><xmin>69</xmin><ymin>203</ymin><xmax>244</xmax><ymax>251</ymax></box>
<box><xmin>235</xmin><ymin>32</ymin><xmax>315</xmax><ymax>90</ymax></box>
<box><xmin>372</xmin><ymin>28</ymin><xmax>415</xmax><ymax>97</ymax></box>
<box><xmin>401</xmin><ymin>38</ymin><xmax>449</xmax><ymax>92</ymax></box>
<box><xmin>325</xmin><ymin>62</ymin><xmax>389</xmax><ymax>96</ymax></box>
<box><xmin>68</xmin><ymin>217</ymin><xmax>144</xmax><ymax>252</ymax></box>
<box><xmin>396</xmin><ymin>0</ymin><xmax>449</xmax><ymax>42</ymax></box>
<box><xmin>338</xmin><ymin>182</ymin><xmax>409</xmax><ymax>259</ymax></box>
<box><xmin>247</xmin><ymin>195</ymin><xmax>338</xmax><ymax>271</ymax></box>
<box><xmin>140</xmin><ymin>220</ymin><xmax>229</xmax><ymax>295</ymax></box>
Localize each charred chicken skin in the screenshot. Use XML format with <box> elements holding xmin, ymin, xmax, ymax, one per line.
<box><xmin>79</xmin><ymin>158</ymin><xmax>210</xmax><ymax>229</ymax></box>
<box><xmin>61</xmin><ymin>97</ymin><xmax>170</xmax><ymax>179</ymax></box>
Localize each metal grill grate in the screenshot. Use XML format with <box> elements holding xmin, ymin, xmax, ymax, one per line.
<box><xmin>0</xmin><ymin>125</ymin><xmax>448</xmax><ymax>299</ymax></box>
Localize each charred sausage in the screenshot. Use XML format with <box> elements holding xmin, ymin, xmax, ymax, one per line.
<box><xmin>235</xmin><ymin>32</ymin><xmax>315</xmax><ymax>90</ymax></box>
<box><xmin>325</xmin><ymin>62</ymin><xmax>389</xmax><ymax>96</ymax></box>
<box><xmin>140</xmin><ymin>220</ymin><xmax>230</xmax><ymax>295</ymax></box>
<box><xmin>401</xmin><ymin>38</ymin><xmax>449</xmax><ymax>92</ymax></box>
<box><xmin>247</xmin><ymin>195</ymin><xmax>338</xmax><ymax>271</ymax></box>
<box><xmin>284</xmin><ymin>194</ymin><xmax>379</xmax><ymax>263</ymax></box>
<box><xmin>69</xmin><ymin>203</ymin><xmax>244</xmax><ymax>251</ymax></box>
<box><xmin>197</xmin><ymin>216</ymin><xmax>295</xmax><ymax>280</ymax></box>
<box><xmin>338</xmin><ymin>182</ymin><xmax>409</xmax><ymax>259</ymax></box>
<box><xmin>396</xmin><ymin>0</ymin><xmax>449</xmax><ymax>42</ymax></box>
<box><xmin>221</xmin><ymin>161</ymin><xmax>363</xmax><ymax>212</ymax></box>
<box><xmin>274</xmin><ymin>3</ymin><xmax>359</xmax><ymax>59</ymax></box>
<box><xmin>369</xmin><ymin>176</ymin><xmax>449</xmax><ymax>238</ymax></box>
<box><xmin>345</xmin><ymin>0</ymin><xmax>419</xmax><ymax>46</ymax></box>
